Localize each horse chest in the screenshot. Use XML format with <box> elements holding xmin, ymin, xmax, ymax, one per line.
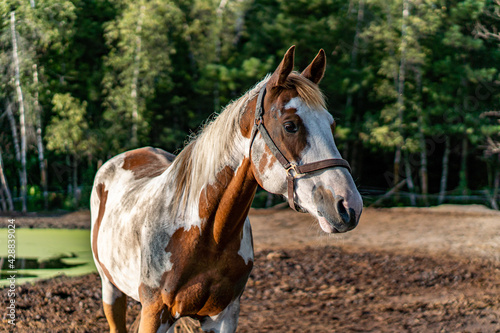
<box><xmin>161</xmin><ymin>234</ymin><xmax>253</xmax><ymax>317</ymax></box>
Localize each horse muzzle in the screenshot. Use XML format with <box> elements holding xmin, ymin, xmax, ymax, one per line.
<box><xmin>313</xmin><ymin>186</ymin><xmax>360</xmax><ymax>234</ymax></box>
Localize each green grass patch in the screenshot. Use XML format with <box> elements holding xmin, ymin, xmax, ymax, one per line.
<box><xmin>0</xmin><ymin>229</ymin><xmax>96</xmax><ymax>286</ymax></box>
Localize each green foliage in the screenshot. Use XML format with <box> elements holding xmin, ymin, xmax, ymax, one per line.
<box><xmin>46</xmin><ymin>93</ymin><xmax>94</xmax><ymax>156</ymax></box>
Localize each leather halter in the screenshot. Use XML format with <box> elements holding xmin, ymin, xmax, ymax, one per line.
<box><xmin>249</xmin><ymin>84</ymin><xmax>352</xmax><ymax>212</ymax></box>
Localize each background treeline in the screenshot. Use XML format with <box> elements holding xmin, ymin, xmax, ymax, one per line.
<box><xmin>1</xmin><ymin>0</ymin><xmax>499</xmax><ymax>212</ymax></box>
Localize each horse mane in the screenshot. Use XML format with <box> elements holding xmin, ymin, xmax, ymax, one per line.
<box><xmin>169</xmin><ymin>72</ymin><xmax>325</xmax><ymax>214</ymax></box>
<box><xmin>274</xmin><ymin>72</ymin><xmax>326</xmax><ymax>110</ymax></box>
<box><xmin>168</xmin><ymin>77</ymin><xmax>267</xmax><ymax>213</ymax></box>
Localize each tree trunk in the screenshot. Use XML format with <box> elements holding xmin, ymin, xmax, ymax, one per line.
<box><xmin>33</xmin><ymin>64</ymin><xmax>49</xmax><ymax>210</ymax></box>
<box><xmin>0</xmin><ymin>150</ymin><xmax>14</xmax><ymax>211</ymax></box>
<box><xmin>393</xmin><ymin>0</ymin><xmax>409</xmax><ymax>191</ymax></box>
<box><xmin>393</xmin><ymin>147</ymin><xmax>402</xmax><ymax>189</ymax></box>
<box><xmin>67</xmin><ymin>153</ymin><xmax>72</xmax><ymax>200</ymax></box>
<box><xmin>5</xmin><ymin>102</ymin><xmax>23</xmax><ymax>210</ymax></box>
<box><xmin>404</xmin><ymin>154</ymin><xmax>416</xmax><ymax>206</ymax></box>
<box><xmin>131</xmin><ymin>2</ymin><xmax>145</xmax><ymax>147</ymax></box>
<box><xmin>384</xmin><ymin>4</ymin><xmax>399</xmax><ymax>93</ymax></box>
<box><xmin>213</xmin><ymin>0</ymin><xmax>229</xmax><ymax>113</ymax></box>
<box><xmin>351</xmin><ymin>138</ymin><xmax>361</xmax><ymax>177</ymax></box>
<box><xmin>493</xmin><ymin>155</ymin><xmax>500</xmax><ymax>209</ymax></box>
<box><xmin>438</xmin><ymin>136</ymin><xmax>450</xmax><ymax>204</ymax></box>
<box><xmin>343</xmin><ymin>0</ymin><xmax>365</xmax><ymax>159</ymax></box>
<box><xmin>369</xmin><ymin>179</ymin><xmax>407</xmax><ymax>207</ymax></box>
<box><xmin>415</xmin><ymin>67</ymin><xmax>428</xmax><ymax>206</ymax></box>
<box><xmin>6</xmin><ymin>102</ymin><xmax>21</xmax><ymax>162</ymax></box>
<box><xmin>459</xmin><ymin>135</ymin><xmax>468</xmax><ymax>195</ymax></box>
<box><xmin>73</xmin><ymin>154</ymin><xmax>78</xmax><ymax>208</ymax></box>
<box><xmin>0</xmin><ymin>186</ymin><xmax>6</xmax><ymax>211</ymax></box>
<box><xmin>11</xmin><ymin>11</ymin><xmax>28</xmax><ymax>213</ymax></box>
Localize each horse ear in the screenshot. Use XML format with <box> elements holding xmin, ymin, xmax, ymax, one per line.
<box><xmin>301</xmin><ymin>49</ymin><xmax>326</xmax><ymax>85</ymax></box>
<box><xmin>268</xmin><ymin>45</ymin><xmax>295</xmax><ymax>88</ymax></box>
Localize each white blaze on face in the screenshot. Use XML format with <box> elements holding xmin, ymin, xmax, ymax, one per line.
<box><xmin>284</xmin><ymin>97</ymin><xmax>361</xmax><ymax>217</ymax></box>
<box><xmin>285</xmin><ymin>97</ymin><xmax>341</xmax><ymax>162</ymax></box>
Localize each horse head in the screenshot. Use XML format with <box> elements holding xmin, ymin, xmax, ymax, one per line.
<box><xmin>249</xmin><ymin>46</ymin><xmax>363</xmax><ymax>233</ymax></box>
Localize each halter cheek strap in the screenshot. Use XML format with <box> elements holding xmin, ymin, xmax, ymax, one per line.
<box><xmin>249</xmin><ymin>84</ymin><xmax>352</xmax><ymax>212</ymax></box>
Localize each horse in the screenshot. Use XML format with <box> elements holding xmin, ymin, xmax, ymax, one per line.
<box><xmin>90</xmin><ymin>46</ymin><xmax>363</xmax><ymax>333</ymax></box>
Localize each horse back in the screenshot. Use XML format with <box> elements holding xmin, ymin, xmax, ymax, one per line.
<box><xmin>120</xmin><ymin>146</ymin><xmax>175</xmax><ymax>179</ymax></box>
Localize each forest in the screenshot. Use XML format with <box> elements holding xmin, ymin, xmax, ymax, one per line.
<box><xmin>0</xmin><ymin>0</ymin><xmax>499</xmax><ymax>212</ymax></box>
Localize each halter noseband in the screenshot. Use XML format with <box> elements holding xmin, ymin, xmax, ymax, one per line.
<box><xmin>249</xmin><ymin>84</ymin><xmax>352</xmax><ymax>212</ymax></box>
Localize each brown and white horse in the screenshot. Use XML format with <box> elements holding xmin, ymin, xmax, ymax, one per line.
<box><xmin>90</xmin><ymin>46</ymin><xmax>363</xmax><ymax>333</ymax></box>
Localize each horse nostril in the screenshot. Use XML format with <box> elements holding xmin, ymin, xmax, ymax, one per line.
<box><xmin>336</xmin><ymin>198</ymin><xmax>350</xmax><ymax>224</ymax></box>
<box><xmin>337</xmin><ymin>199</ymin><xmax>349</xmax><ymax>223</ymax></box>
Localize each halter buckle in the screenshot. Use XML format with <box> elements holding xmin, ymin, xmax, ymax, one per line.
<box><xmin>286</xmin><ymin>163</ymin><xmax>303</xmax><ymax>178</ymax></box>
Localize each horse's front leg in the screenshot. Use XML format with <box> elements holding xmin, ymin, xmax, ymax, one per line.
<box><xmin>199</xmin><ymin>298</ymin><xmax>241</xmax><ymax>333</ymax></box>
<box><xmin>138</xmin><ymin>298</ymin><xmax>174</xmax><ymax>333</ymax></box>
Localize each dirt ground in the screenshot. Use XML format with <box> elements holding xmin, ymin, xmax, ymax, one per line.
<box><xmin>1</xmin><ymin>205</ymin><xmax>500</xmax><ymax>332</ymax></box>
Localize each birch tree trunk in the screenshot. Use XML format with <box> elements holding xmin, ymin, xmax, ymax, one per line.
<box><xmin>404</xmin><ymin>154</ymin><xmax>416</xmax><ymax>206</ymax></box>
<box><xmin>33</xmin><ymin>64</ymin><xmax>48</xmax><ymax>209</ymax></box>
<box><xmin>131</xmin><ymin>2</ymin><xmax>145</xmax><ymax>147</ymax></box>
<box><xmin>0</xmin><ymin>186</ymin><xmax>6</xmax><ymax>211</ymax></box>
<box><xmin>11</xmin><ymin>11</ymin><xmax>28</xmax><ymax>213</ymax></box>
<box><xmin>213</xmin><ymin>0</ymin><xmax>228</xmax><ymax>113</ymax></box>
<box><xmin>384</xmin><ymin>4</ymin><xmax>400</xmax><ymax>101</ymax></box>
<box><xmin>438</xmin><ymin>136</ymin><xmax>450</xmax><ymax>204</ymax></box>
<box><xmin>393</xmin><ymin>0</ymin><xmax>409</xmax><ymax>192</ymax></box>
<box><xmin>0</xmin><ymin>150</ymin><xmax>14</xmax><ymax>212</ymax></box>
<box><xmin>343</xmin><ymin>0</ymin><xmax>365</xmax><ymax>163</ymax></box>
<box><xmin>6</xmin><ymin>102</ymin><xmax>21</xmax><ymax>162</ymax></box>
<box><xmin>415</xmin><ymin>67</ymin><xmax>428</xmax><ymax>206</ymax></box>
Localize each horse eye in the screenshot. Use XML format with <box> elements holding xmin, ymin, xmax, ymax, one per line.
<box><xmin>283</xmin><ymin>121</ymin><xmax>298</xmax><ymax>133</ymax></box>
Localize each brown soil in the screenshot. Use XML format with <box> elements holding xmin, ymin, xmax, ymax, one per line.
<box><xmin>1</xmin><ymin>205</ymin><xmax>500</xmax><ymax>332</ymax></box>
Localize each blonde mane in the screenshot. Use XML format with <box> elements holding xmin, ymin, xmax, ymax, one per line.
<box><xmin>169</xmin><ymin>77</ymin><xmax>267</xmax><ymax>212</ymax></box>
<box><xmin>276</xmin><ymin>72</ymin><xmax>326</xmax><ymax>109</ymax></box>
<box><xmin>169</xmin><ymin>72</ymin><xmax>326</xmax><ymax>213</ymax></box>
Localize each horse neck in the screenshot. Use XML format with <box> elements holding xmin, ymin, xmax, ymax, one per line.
<box><xmin>169</xmin><ymin>85</ymin><xmax>263</xmax><ymax>245</ymax></box>
<box><xmin>198</xmin><ymin>156</ymin><xmax>257</xmax><ymax>246</ymax></box>
<box><xmin>196</xmin><ymin>91</ymin><xmax>265</xmax><ymax>245</ymax></box>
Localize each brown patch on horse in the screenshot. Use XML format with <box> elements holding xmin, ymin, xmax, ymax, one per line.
<box><xmin>122</xmin><ymin>147</ymin><xmax>174</xmax><ymax>179</ymax></box>
<box><xmin>92</xmin><ymin>183</ymin><xmax>108</xmax><ymax>265</ymax></box>
<box><xmin>160</xmin><ymin>223</ymin><xmax>251</xmax><ymax>318</ymax></box>
<box><xmin>103</xmin><ymin>293</ymin><xmax>127</xmax><ymax>333</ymax></box>
<box><xmin>241</xmin><ymin>94</ymin><xmax>279</xmax><ymax>175</ymax></box>
<box><xmin>136</xmin><ymin>290</ymin><xmax>172</xmax><ymax>331</ymax></box>
<box><xmin>92</xmin><ymin>183</ymin><xmax>121</xmax><ymax>289</ymax></box>
<box><xmin>199</xmin><ymin>158</ymin><xmax>258</xmax><ymax>244</ymax></box>
<box><xmin>268</xmin><ymin>45</ymin><xmax>295</xmax><ymax>88</ymax></box>
<box><xmin>240</xmin><ymin>97</ymin><xmax>257</xmax><ymax>139</ymax></box>
<box><xmin>313</xmin><ymin>185</ymin><xmax>338</xmax><ymax>220</ymax></box>
<box><xmin>263</xmin><ymin>89</ymin><xmax>309</xmax><ymax>162</ymax></box>
<box><xmin>148</xmin><ymin>158</ymin><xmax>256</xmax><ymax>318</ymax></box>
<box><xmin>258</xmin><ymin>145</ymin><xmax>278</xmax><ymax>176</ymax></box>
<box><xmin>198</xmin><ymin>165</ymin><xmax>236</xmax><ymax>233</ymax></box>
